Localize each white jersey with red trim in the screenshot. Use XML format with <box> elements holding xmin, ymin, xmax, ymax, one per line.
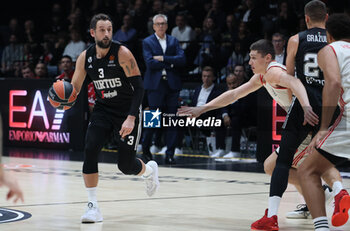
<box><xmin>330</xmin><ymin>41</ymin><xmax>350</xmax><ymax>111</ymax></box>
<box><xmin>261</xmin><ymin>61</ymin><xmax>292</xmax><ymax>111</ymax></box>
<box><xmin>317</xmin><ymin>40</ymin><xmax>350</xmax><ymax>160</ymax></box>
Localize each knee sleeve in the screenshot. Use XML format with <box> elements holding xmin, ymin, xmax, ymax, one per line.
<box><xmin>118</xmin><ymin>158</ymin><xmax>142</xmax><ymax>175</ymax></box>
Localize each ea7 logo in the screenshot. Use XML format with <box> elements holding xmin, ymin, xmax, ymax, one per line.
<box><xmin>9</xmin><ymin>90</ymin><xmax>64</xmax><ymax>130</ymax></box>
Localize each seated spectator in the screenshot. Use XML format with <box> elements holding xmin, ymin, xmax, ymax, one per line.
<box><xmin>112</xmin><ymin>14</ymin><xmax>137</xmax><ymax>52</ymax></box>
<box><xmin>21</xmin><ymin>64</ymin><xmax>36</xmax><ymax>79</ymax></box>
<box><xmin>192</xmin><ymin>17</ymin><xmax>220</xmax><ymax>73</ymax></box>
<box><xmin>220</xmin><ymin>41</ymin><xmax>249</xmax><ymax>80</ymax></box>
<box><xmin>212</xmin><ymin>73</ymin><xmax>244</xmax><ymax>158</ymax></box>
<box><xmin>62</xmin><ymin>27</ymin><xmax>86</xmax><ymax>62</ymax></box>
<box><xmin>56</xmin><ymin>55</ymin><xmax>74</xmax><ymax>81</ymax></box>
<box><xmin>271</xmin><ymin>32</ymin><xmax>286</xmax><ymax>65</ymax></box>
<box><xmin>178</xmin><ymin>66</ymin><xmax>223</xmax><ymax>153</ymax></box>
<box><xmin>1</xmin><ymin>33</ymin><xmax>24</xmax><ymax>76</ymax></box>
<box><xmin>206</xmin><ymin>0</ymin><xmax>226</xmax><ymax>31</ymax></box>
<box><xmin>233</xmin><ymin>64</ymin><xmax>248</xmax><ymax>83</ymax></box>
<box><xmin>171</xmin><ymin>13</ymin><xmax>195</xmax><ymax>50</ymax></box>
<box><xmin>34</xmin><ymin>62</ymin><xmax>48</xmax><ymax>79</ymax></box>
<box><xmin>219</xmin><ymin>14</ymin><xmax>237</xmax><ymax>68</ymax></box>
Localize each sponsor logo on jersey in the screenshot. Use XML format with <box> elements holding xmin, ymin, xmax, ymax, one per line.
<box><xmin>101</xmin><ymin>90</ymin><xmax>118</xmax><ymax>99</ymax></box>
<box><xmin>0</xmin><ymin>208</ymin><xmax>32</xmax><ymax>223</ymax></box>
<box><xmin>93</xmin><ymin>78</ymin><xmax>122</xmax><ymax>90</ymax></box>
<box><xmin>108</xmin><ymin>55</ymin><xmax>116</xmax><ymax>67</ymax></box>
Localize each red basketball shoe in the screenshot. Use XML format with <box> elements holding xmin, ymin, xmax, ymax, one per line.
<box><xmin>251</xmin><ymin>209</ymin><xmax>279</xmax><ymax>230</ymax></box>
<box><xmin>332</xmin><ymin>189</ymin><xmax>350</xmax><ymax>227</ymax></box>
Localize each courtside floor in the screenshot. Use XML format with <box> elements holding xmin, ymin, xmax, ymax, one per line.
<box><xmin>0</xmin><ymin>148</ymin><xmax>349</xmax><ymax>231</ymax></box>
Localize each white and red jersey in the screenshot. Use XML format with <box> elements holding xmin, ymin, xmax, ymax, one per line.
<box><xmin>317</xmin><ymin>40</ymin><xmax>350</xmax><ymax>160</ymax></box>
<box><xmin>260</xmin><ymin>61</ymin><xmax>293</xmax><ymax>112</ymax></box>
<box><xmin>329</xmin><ymin>41</ymin><xmax>350</xmax><ymax>111</ymax></box>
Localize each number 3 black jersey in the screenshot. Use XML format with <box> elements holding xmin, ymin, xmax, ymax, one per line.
<box><xmin>295</xmin><ymin>27</ymin><xmax>327</xmax><ymax>112</ymax></box>
<box><xmin>85</xmin><ymin>41</ymin><xmax>134</xmax><ymax>116</ymax></box>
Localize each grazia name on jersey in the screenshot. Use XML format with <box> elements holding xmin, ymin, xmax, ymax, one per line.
<box><xmin>162</xmin><ymin>116</ymin><xmax>222</xmax><ymax>128</ymax></box>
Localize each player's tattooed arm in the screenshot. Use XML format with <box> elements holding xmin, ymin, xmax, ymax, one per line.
<box><xmin>118</xmin><ymin>46</ymin><xmax>141</xmax><ymax>77</ymax></box>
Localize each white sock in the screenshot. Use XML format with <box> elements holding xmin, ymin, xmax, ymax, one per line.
<box><xmin>313</xmin><ymin>216</ymin><xmax>329</xmax><ymax>231</ymax></box>
<box><xmin>86</xmin><ymin>187</ymin><xmax>97</xmax><ymax>205</ymax></box>
<box><xmin>142</xmin><ymin>164</ymin><xmax>153</xmax><ymax>178</ymax></box>
<box><xmin>332</xmin><ymin>181</ymin><xmax>343</xmax><ymax>196</ymax></box>
<box><xmin>268</xmin><ymin>196</ymin><xmax>281</xmax><ymax>217</ymax></box>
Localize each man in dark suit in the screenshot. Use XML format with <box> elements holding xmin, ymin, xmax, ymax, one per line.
<box><xmin>184</xmin><ymin>66</ymin><xmax>223</xmax><ymax>153</ymax></box>
<box><xmin>142</xmin><ymin>14</ymin><xmax>186</xmax><ymax>164</ymax></box>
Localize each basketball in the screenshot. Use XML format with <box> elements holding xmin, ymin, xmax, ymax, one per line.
<box><xmin>48</xmin><ymin>80</ymin><xmax>77</xmax><ymax>110</ymax></box>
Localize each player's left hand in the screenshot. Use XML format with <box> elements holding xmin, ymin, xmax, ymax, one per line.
<box><xmin>306</xmin><ymin>130</ymin><xmax>328</xmax><ymax>154</ymax></box>
<box><xmin>120</xmin><ymin>116</ymin><xmax>135</xmax><ymax>139</ymax></box>
<box><xmin>303</xmin><ymin>106</ymin><xmax>319</xmax><ymax>126</ymax></box>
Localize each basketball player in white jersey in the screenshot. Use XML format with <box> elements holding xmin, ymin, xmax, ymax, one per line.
<box><xmin>179</xmin><ymin>39</ymin><xmax>338</xmax><ymax>229</ymax></box>
<box><xmin>298</xmin><ymin>13</ymin><xmax>350</xmax><ymax>230</ymax></box>
<box><xmin>0</xmin><ymin>114</ymin><xmax>23</xmax><ymax>203</ymax></box>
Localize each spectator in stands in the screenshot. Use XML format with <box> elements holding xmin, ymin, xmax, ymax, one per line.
<box><xmin>233</xmin><ymin>64</ymin><xmax>248</xmax><ymax>82</ymax></box>
<box><xmin>219</xmin><ymin>14</ymin><xmax>237</xmax><ymax>68</ymax></box>
<box><xmin>46</xmin><ymin>3</ymin><xmax>68</xmax><ymax>34</ymax></box>
<box><xmin>192</xmin><ymin>17</ymin><xmax>220</xmax><ymax>73</ymax></box>
<box><xmin>272</xmin><ymin>32</ymin><xmax>286</xmax><ymax>65</ymax></box>
<box><xmin>241</xmin><ymin>0</ymin><xmax>262</xmax><ymax>38</ymax></box>
<box><xmin>21</xmin><ymin>64</ymin><xmax>35</xmax><ymax>79</ymax></box>
<box><xmin>34</xmin><ymin>62</ymin><xmax>48</xmax><ymax>79</ymax></box>
<box><xmin>206</xmin><ymin>0</ymin><xmax>226</xmax><ymax>31</ymax></box>
<box><xmin>212</xmin><ymin>72</ymin><xmax>244</xmax><ymax>158</ymax></box>
<box><xmin>190</xmin><ymin>66</ymin><xmax>223</xmax><ymax>140</ymax></box>
<box><xmin>55</xmin><ymin>55</ymin><xmax>74</xmax><ymax>81</ymax></box>
<box><xmin>1</xmin><ymin>33</ymin><xmax>24</xmax><ymax>76</ymax></box>
<box><xmin>128</xmin><ymin>0</ymin><xmax>148</xmax><ymax>38</ymax></box>
<box><xmin>52</xmin><ymin>31</ymin><xmax>68</xmax><ymax>65</ymax></box>
<box><xmin>223</xmin><ymin>41</ymin><xmax>250</xmax><ymax>78</ymax></box>
<box><xmin>1</xmin><ymin>18</ymin><xmax>22</xmax><ymax>47</ymax></box>
<box><xmin>62</xmin><ymin>27</ymin><xmax>86</xmax><ymax>62</ymax></box>
<box><xmin>112</xmin><ymin>14</ymin><xmax>137</xmax><ymax>52</ymax></box>
<box><xmin>12</xmin><ymin>61</ymin><xmax>22</xmax><ymax>78</ymax></box>
<box><xmin>171</xmin><ymin>13</ymin><xmax>195</xmax><ymax>50</ymax></box>
<box><xmin>23</xmin><ymin>19</ymin><xmax>40</xmax><ymax>44</ymax></box>
<box><xmin>274</xmin><ymin>1</ymin><xmax>298</xmax><ymax>36</ymax></box>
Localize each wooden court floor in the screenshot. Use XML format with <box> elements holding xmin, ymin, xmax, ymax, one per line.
<box><xmin>0</xmin><ymin>156</ymin><xmax>349</xmax><ymax>231</ymax></box>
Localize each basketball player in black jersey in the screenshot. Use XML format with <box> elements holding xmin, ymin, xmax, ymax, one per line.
<box><xmin>251</xmin><ymin>1</ymin><xmax>342</xmax><ymax>230</ymax></box>
<box><xmin>70</xmin><ymin>14</ymin><xmax>159</xmax><ymax>223</ymax></box>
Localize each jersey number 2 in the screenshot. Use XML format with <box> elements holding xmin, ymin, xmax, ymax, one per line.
<box><xmin>304</xmin><ymin>53</ymin><xmax>319</xmax><ymax>77</ymax></box>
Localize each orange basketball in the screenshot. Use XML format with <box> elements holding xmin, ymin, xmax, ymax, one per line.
<box><xmin>48</xmin><ymin>80</ymin><xmax>77</xmax><ymax>110</ymax></box>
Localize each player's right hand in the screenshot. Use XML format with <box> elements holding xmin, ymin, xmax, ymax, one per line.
<box><xmin>0</xmin><ymin>171</ymin><xmax>24</xmax><ymax>203</ymax></box>
<box><xmin>303</xmin><ymin>106</ymin><xmax>319</xmax><ymax>126</ymax></box>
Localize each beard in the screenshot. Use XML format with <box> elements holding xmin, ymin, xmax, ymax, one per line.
<box><xmin>96</xmin><ymin>38</ymin><xmax>112</xmax><ymax>49</ymax></box>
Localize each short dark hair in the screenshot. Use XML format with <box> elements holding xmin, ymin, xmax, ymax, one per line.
<box><xmin>202</xmin><ymin>66</ymin><xmax>214</xmax><ymax>75</ymax></box>
<box><xmin>90</xmin><ymin>13</ymin><xmax>112</xmax><ymax>30</ymax></box>
<box><xmin>250</xmin><ymin>39</ymin><xmax>275</xmax><ymax>59</ymax></box>
<box><xmin>304</xmin><ymin>0</ymin><xmax>327</xmax><ymax>23</ymax></box>
<box><xmin>61</xmin><ymin>55</ymin><xmax>72</xmax><ymax>62</ymax></box>
<box><xmin>326</xmin><ymin>13</ymin><xmax>350</xmax><ymax>41</ymax></box>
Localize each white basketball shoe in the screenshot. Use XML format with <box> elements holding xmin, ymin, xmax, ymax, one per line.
<box><xmin>81</xmin><ymin>202</ymin><xmax>103</xmax><ymax>223</ymax></box>
<box><xmin>142</xmin><ymin>161</ymin><xmax>160</xmax><ymax>197</ymax></box>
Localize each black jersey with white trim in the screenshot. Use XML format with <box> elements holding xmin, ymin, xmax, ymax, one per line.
<box><xmin>85</xmin><ymin>41</ymin><xmax>134</xmax><ymax>115</ymax></box>
<box><xmin>295</xmin><ymin>27</ymin><xmax>327</xmax><ymax>90</ymax></box>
